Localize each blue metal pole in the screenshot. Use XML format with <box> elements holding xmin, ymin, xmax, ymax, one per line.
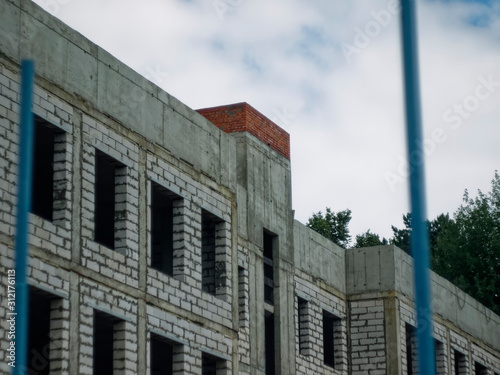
<box><xmin>13</xmin><ymin>60</ymin><xmax>35</xmax><ymax>375</ymax></box>
<box><xmin>400</xmin><ymin>1</ymin><xmax>436</xmax><ymax>374</ymax></box>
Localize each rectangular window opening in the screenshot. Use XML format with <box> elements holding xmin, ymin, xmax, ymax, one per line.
<box><xmin>265</xmin><ymin>311</ymin><xmax>275</xmax><ymax>375</ymax></box>
<box><xmin>202</xmin><ymin>353</ymin><xmax>217</xmax><ymax>375</ymax></box>
<box><xmin>27</xmin><ymin>287</ymin><xmax>53</xmax><ymax>375</ymax></box>
<box><xmin>297</xmin><ymin>297</ymin><xmax>308</xmax><ymax>354</ymax></box>
<box><xmin>454</xmin><ymin>350</ymin><xmax>467</xmax><ymax>375</ymax></box>
<box><xmin>405</xmin><ymin>324</ymin><xmax>417</xmax><ymax>375</ymax></box>
<box><xmin>31</xmin><ymin>116</ymin><xmax>60</xmax><ymax>221</ymax></box>
<box><xmin>263</xmin><ymin>230</ymin><xmax>276</xmax><ymax>305</ymax></box>
<box><xmin>202</xmin><ymin>210</ymin><xmax>221</xmax><ymax>295</ymax></box>
<box><xmin>475</xmin><ymin>362</ymin><xmax>488</xmax><ymax>375</ymax></box>
<box><xmin>151</xmin><ymin>183</ymin><xmax>180</xmax><ymax>275</ymax></box>
<box><xmin>93</xmin><ymin>311</ymin><xmax>122</xmax><ymax>375</ymax></box>
<box><xmin>323</xmin><ymin>310</ymin><xmax>340</xmax><ymax>368</ymax></box>
<box><xmin>94</xmin><ymin>151</ymin><xmax>124</xmax><ymax>250</ymax></box>
<box><xmin>150</xmin><ymin>333</ymin><xmax>173</xmax><ymax>375</ymax></box>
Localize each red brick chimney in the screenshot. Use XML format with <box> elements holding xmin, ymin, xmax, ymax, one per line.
<box><xmin>197</xmin><ymin>102</ymin><xmax>290</xmax><ymax>160</ymax></box>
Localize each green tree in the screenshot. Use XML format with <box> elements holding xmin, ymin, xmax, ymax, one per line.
<box><xmin>306</xmin><ymin>207</ymin><xmax>352</xmax><ymax>248</ymax></box>
<box><xmin>352</xmin><ymin>230</ymin><xmax>388</xmax><ymax>248</ymax></box>
<box><xmin>433</xmin><ymin>172</ymin><xmax>500</xmax><ymax>314</ymax></box>
<box><xmin>390</xmin><ymin>213</ymin><xmax>412</xmax><ymax>254</ymax></box>
<box><xmin>391</xmin><ymin>172</ymin><xmax>500</xmax><ymax>314</ymax></box>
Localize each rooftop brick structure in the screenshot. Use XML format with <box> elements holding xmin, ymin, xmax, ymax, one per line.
<box><xmin>197</xmin><ymin>102</ymin><xmax>291</xmax><ymax>160</ymax></box>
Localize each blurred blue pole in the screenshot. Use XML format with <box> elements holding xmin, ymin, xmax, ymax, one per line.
<box><xmin>400</xmin><ymin>1</ymin><xmax>436</xmax><ymax>375</ymax></box>
<box><xmin>13</xmin><ymin>60</ymin><xmax>35</xmax><ymax>375</ymax></box>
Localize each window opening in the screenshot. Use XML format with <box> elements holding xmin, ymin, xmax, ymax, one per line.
<box><xmin>94</xmin><ymin>151</ymin><xmax>124</xmax><ymax>249</ymax></box>
<box><xmin>405</xmin><ymin>324</ymin><xmax>417</xmax><ymax>375</ymax></box>
<box><xmin>202</xmin><ymin>353</ymin><xmax>217</xmax><ymax>375</ymax></box>
<box><xmin>27</xmin><ymin>288</ymin><xmax>52</xmax><ymax>375</ymax></box>
<box><xmin>263</xmin><ymin>231</ymin><xmax>275</xmax><ymax>305</ymax></box>
<box><xmin>475</xmin><ymin>362</ymin><xmax>488</xmax><ymax>375</ymax></box>
<box><xmin>150</xmin><ymin>333</ymin><xmax>173</xmax><ymax>375</ymax></box>
<box><xmin>297</xmin><ymin>297</ymin><xmax>308</xmax><ymax>354</ymax></box>
<box><xmin>31</xmin><ymin>116</ymin><xmax>57</xmax><ymax>221</ymax></box>
<box><xmin>93</xmin><ymin>311</ymin><xmax>121</xmax><ymax>375</ymax></box>
<box><xmin>265</xmin><ymin>311</ymin><xmax>275</xmax><ymax>375</ymax></box>
<box><xmin>151</xmin><ymin>183</ymin><xmax>180</xmax><ymax>275</ymax></box>
<box><xmin>202</xmin><ymin>211</ymin><xmax>220</xmax><ymax>295</ymax></box>
<box><xmin>323</xmin><ymin>310</ymin><xmax>339</xmax><ymax>368</ymax></box>
<box><xmin>454</xmin><ymin>350</ymin><xmax>467</xmax><ymax>375</ymax></box>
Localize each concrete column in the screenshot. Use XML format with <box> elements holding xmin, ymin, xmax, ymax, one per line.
<box><xmin>384</xmin><ymin>297</ymin><xmax>402</xmax><ymax>375</ymax></box>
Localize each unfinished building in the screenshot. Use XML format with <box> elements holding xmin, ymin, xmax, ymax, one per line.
<box><xmin>0</xmin><ymin>0</ymin><xmax>499</xmax><ymax>374</ymax></box>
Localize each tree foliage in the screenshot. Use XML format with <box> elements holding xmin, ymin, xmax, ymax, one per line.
<box><xmin>306</xmin><ymin>207</ymin><xmax>352</xmax><ymax>248</ymax></box>
<box><xmin>307</xmin><ymin>171</ymin><xmax>500</xmax><ymax>314</ymax></box>
<box><xmin>352</xmin><ymin>230</ymin><xmax>388</xmax><ymax>248</ymax></box>
<box><xmin>432</xmin><ymin>172</ymin><xmax>500</xmax><ymax>314</ymax></box>
<box><xmin>389</xmin><ymin>172</ymin><xmax>500</xmax><ymax>314</ymax></box>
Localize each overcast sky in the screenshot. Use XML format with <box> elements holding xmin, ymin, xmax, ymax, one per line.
<box><xmin>32</xmin><ymin>0</ymin><xmax>500</xmax><ymax>242</ymax></box>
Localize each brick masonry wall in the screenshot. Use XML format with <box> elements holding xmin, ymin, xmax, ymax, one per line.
<box><xmin>451</xmin><ymin>331</ymin><xmax>471</xmax><ymax>375</ymax></box>
<box><xmin>0</xmin><ymin>64</ymin><xmax>73</xmax><ymax>261</ymax></box>
<box><xmin>237</xmin><ymin>245</ymin><xmax>250</xmax><ymax>366</ymax></box>
<box><xmin>0</xmin><ymin>61</ymin><xmax>237</xmax><ymax>375</ymax></box>
<box><xmin>197</xmin><ymin>102</ymin><xmax>291</xmax><ymax>160</ymax></box>
<box><xmin>146</xmin><ymin>153</ymin><xmax>233</xmax><ymax>327</ymax></box>
<box><xmin>400</xmin><ymin>299</ymin><xmax>500</xmax><ymax>375</ymax></box>
<box><xmin>80</xmin><ymin>114</ymin><xmax>140</xmax><ymax>288</ymax></box>
<box><xmin>146</xmin><ymin>304</ymin><xmax>232</xmax><ymax>374</ymax></box>
<box><xmin>294</xmin><ymin>276</ymin><xmax>347</xmax><ymax>374</ymax></box>
<box><xmin>349</xmin><ymin>299</ymin><xmax>387</xmax><ymax>375</ymax></box>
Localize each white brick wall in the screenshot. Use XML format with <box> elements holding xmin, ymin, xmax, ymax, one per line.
<box><xmin>146</xmin><ymin>304</ymin><xmax>232</xmax><ymax>374</ymax></box>
<box><xmin>350</xmin><ymin>299</ymin><xmax>386</xmax><ymax>375</ymax></box>
<box><xmin>294</xmin><ymin>277</ymin><xmax>347</xmax><ymax>374</ymax></box>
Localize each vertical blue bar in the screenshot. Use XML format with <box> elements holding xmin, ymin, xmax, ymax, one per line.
<box><xmin>400</xmin><ymin>1</ymin><xmax>436</xmax><ymax>375</ymax></box>
<box><xmin>13</xmin><ymin>60</ymin><xmax>35</xmax><ymax>375</ymax></box>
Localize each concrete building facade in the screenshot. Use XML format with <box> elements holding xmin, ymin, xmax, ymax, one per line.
<box><xmin>0</xmin><ymin>0</ymin><xmax>499</xmax><ymax>374</ymax></box>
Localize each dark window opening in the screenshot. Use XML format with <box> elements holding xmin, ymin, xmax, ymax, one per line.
<box><xmin>95</xmin><ymin>151</ymin><xmax>121</xmax><ymax>249</ymax></box>
<box><xmin>202</xmin><ymin>211</ymin><xmax>220</xmax><ymax>295</ymax></box>
<box><xmin>202</xmin><ymin>353</ymin><xmax>217</xmax><ymax>375</ymax></box>
<box><xmin>31</xmin><ymin>117</ymin><xmax>57</xmax><ymax>221</ymax></box>
<box><xmin>475</xmin><ymin>362</ymin><xmax>488</xmax><ymax>375</ymax></box>
<box><xmin>263</xmin><ymin>231</ymin><xmax>276</xmax><ymax>305</ymax></box>
<box><xmin>454</xmin><ymin>350</ymin><xmax>466</xmax><ymax>375</ymax></box>
<box><xmin>406</xmin><ymin>324</ymin><xmax>416</xmax><ymax>375</ymax></box>
<box><xmin>27</xmin><ymin>288</ymin><xmax>52</xmax><ymax>375</ymax></box>
<box><xmin>265</xmin><ymin>312</ymin><xmax>275</xmax><ymax>375</ymax></box>
<box><xmin>297</xmin><ymin>297</ymin><xmax>308</xmax><ymax>353</ymax></box>
<box><xmin>93</xmin><ymin>311</ymin><xmax>120</xmax><ymax>375</ymax></box>
<box><xmin>323</xmin><ymin>310</ymin><xmax>338</xmax><ymax>368</ymax></box>
<box><xmin>151</xmin><ymin>183</ymin><xmax>179</xmax><ymax>275</ymax></box>
<box><xmin>150</xmin><ymin>334</ymin><xmax>173</xmax><ymax>375</ymax></box>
